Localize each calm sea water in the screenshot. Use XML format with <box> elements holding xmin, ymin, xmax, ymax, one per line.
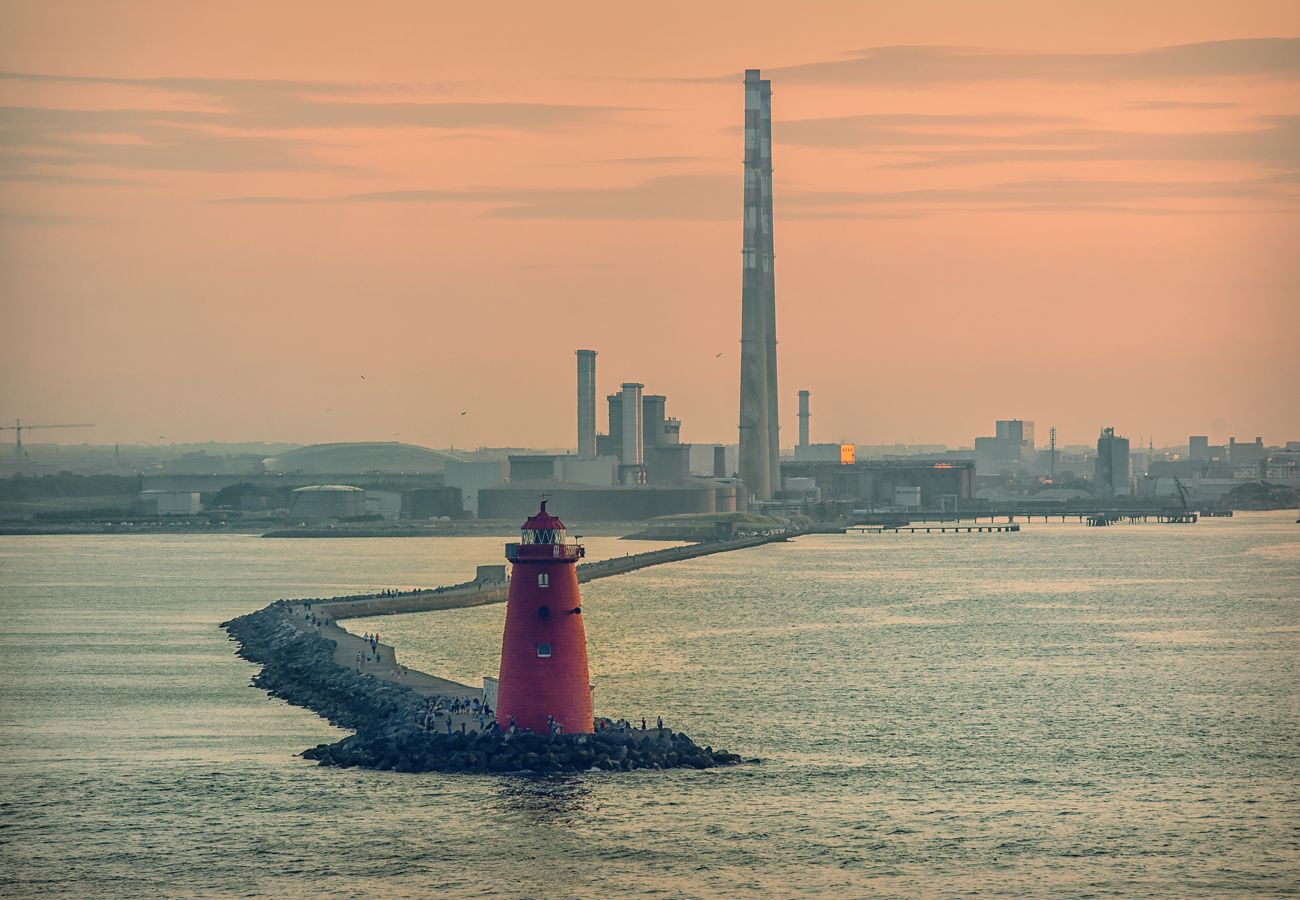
<box><xmin>1</xmin><ymin>516</ymin><xmax>1297</xmax><ymax>897</ymax></box>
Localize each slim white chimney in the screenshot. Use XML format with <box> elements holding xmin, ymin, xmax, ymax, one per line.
<box><xmin>576</xmin><ymin>350</ymin><xmax>597</xmax><ymax>459</ymax></box>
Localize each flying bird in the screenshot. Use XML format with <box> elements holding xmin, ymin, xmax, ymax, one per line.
<box><xmin>715</xmin><ymin>352</ymin><xmax>724</xmax><ymax>358</ymax></box>
<box><xmin>460</xmin><ymin>411</ymin><xmax>468</xmax><ymax>416</ymax></box>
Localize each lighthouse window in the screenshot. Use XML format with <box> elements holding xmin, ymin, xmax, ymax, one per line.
<box><xmin>536</xmin><ymin>643</ymin><xmax>552</xmax><ymax>658</ymax></box>
<box><xmin>537</xmin><ymin>573</ymin><xmax>549</xmax><ymax>588</ymax></box>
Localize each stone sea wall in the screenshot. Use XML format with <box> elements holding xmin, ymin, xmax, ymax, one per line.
<box><xmin>223</xmin><ymin>603</ymin><xmax>744</xmax><ymax>774</ymax></box>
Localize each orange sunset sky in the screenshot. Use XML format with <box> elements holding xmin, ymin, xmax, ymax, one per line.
<box><xmin>2</xmin><ymin>1</ymin><xmax>1297</xmax><ymax>450</ymax></box>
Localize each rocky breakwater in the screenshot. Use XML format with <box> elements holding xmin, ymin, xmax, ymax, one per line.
<box><xmin>305</xmin><ymin>726</ymin><xmax>743</xmax><ymax>774</ymax></box>
<box><xmin>223</xmin><ymin>603</ymin><xmax>744</xmax><ymax>774</ymax></box>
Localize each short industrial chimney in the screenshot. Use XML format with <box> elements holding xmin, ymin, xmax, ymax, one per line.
<box><xmin>496</xmin><ymin>501</ymin><xmax>593</xmax><ymax>735</ymax></box>
<box><xmin>798</xmin><ymin>390</ymin><xmax>810</xmax><ymax>448</ymax></box>
<box><xmin>576</xmin><ymin>350</ymin><xmax>597</xmax><ymax>459</ymax></box>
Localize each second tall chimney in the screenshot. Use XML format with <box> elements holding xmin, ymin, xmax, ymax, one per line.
<box><xmin>576</xmin><ymin>350</ymin><xmax>597</xmax><ymax>459</ymax></box>
<box><xmin>798</xmin><ymin>390</ymin><xmax>810</xmax><ymax>448</ymax></box>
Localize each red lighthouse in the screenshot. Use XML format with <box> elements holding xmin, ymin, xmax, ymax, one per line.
<box><xmin>496</xmin><ymin>501</ymin><xmax>593</xmax><ymax>735</ymax></box>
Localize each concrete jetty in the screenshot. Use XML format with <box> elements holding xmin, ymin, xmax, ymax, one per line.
<box><xmin>287</xmin><ymin>604</ymin><xmax>478</xmax><ymax>699</ymax></box>
<box><xmin>316</xmin><ymin>529</ymin><xmax>798</xmax><ymax>620</ymax></box>
<box><xmin>224</xmin><ymin>602</ymin><xmax>744</xmax><ymax>773</ymax></box>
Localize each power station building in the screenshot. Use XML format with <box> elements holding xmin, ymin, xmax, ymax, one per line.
<box><xmin>780</xmin><ymin>459</ymin><xmax>976</xmax><ymax>509</ymax></box>
<box><xmin>475</xmin><ymin>348</ymin><xmax>737</xmax><ymax>520</ymax></box>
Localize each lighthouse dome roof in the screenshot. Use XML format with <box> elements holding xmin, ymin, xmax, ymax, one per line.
<box><xmin>522</xmin><ymin>500</ymin><xmax>565</xmax><ymax>532</ymax></box>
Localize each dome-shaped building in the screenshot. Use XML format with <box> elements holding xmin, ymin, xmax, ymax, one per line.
<box><xmin>264</xmin><ymin>442</ymin><xmax>458</xmax><ymax>476</ymax></box>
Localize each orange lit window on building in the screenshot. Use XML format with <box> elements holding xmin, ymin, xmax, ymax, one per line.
<box><xmin>840</xmin><ymin>444</ymin><xmax>856</xmax><ymax>465</ymax></box>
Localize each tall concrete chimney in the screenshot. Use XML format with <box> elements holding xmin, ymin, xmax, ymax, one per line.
<box><xmin>761</xmin><ymin>76</ymin><xmax>780</xmax><ymax>495</ymax></box>
<box><xmin>576</xmin><ymin>350</ymin><xmax>597</xmax><ymax>459</ymax></box>
<box><xmin>798</xmin><ymin>390</ymin><xmax>810</xmax><ymax>448</ymax></box>
<box><xmin>619</xmin><ymin>382</ymin><xmax>645</xmax><ymax>485</ymax></box>
<box><xmin>738</xmin><ymin>68</ymin><xmax>776</xmax><ymax>502</ymax></box>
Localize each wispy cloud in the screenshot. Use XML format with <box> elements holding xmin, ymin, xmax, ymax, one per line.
<box><xmin>208</xmin><ymin>171</ymin><xmax>1298</xmax><ymax>220</ymax></box>
<box><xmin>210</xmin><ymin>174</ymin><xmax>735</xmax><ymax>219</ymax></box>
<box><xmin>882</xmin><ymin>116</ymin><xmax>1300</xmax><ymax>169</ymax></box>
<box><xmin>595</xmin><ymin>155</ymin><xmax>710</xmax><ymax>165</ymax></box>
<box><xmin>1126</xmin><ymin>100</ymin><xmax>1242</xmax><ymax>110</ymax></box>
<box><xmin>770</xmin><ymin>111</ymin><xmax>1300</xmax><ymax>172</ymax></box>
<box><xmin>774</xmin><ymin>112</ymin><xmax>1081</xmax><ymax>148</ymax></box>
<box><xmin>750</xmin><ymin>38</ymin><xmax>1300</xmax><ymax>86</ymax></box>
<box><xmin>0</xmin><ymin>208</ymin><xmax>108</xmax><ymax>225</ymax></box>
<box><xmin>0</xmin><ymin>71</ymin><xmax>634</xmax><ymax>178</ymax></box>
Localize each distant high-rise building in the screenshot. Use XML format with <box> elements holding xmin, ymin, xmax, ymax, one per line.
<box><xmin>1188</xmin><ymin>435</ymin><xmax>1209</xmax><ymax>461</ymax></box>
<box><xmin>1094</xmin><ymin>427</ymin><xmax>1132</xmax><ymax>497</ymax></box>
<box><xmin>976</xmin><ymin>418</ymin><xmax>1035</xmax><ymax>474</ymax></box>
<box><xmin>995</xmin><ymin>419</ymin><xmax>1035</xmax><ymax>449</ymax></box>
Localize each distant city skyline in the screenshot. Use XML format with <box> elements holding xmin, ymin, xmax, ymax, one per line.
<box><xmin>2</xmin><ymin>2</ymin><xmax>1297</xmax><ymax>450</ymax></box>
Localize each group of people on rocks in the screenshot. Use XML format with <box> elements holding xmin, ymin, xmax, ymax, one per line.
<box><xmin>409</xmin><ymin>699</ymin><xmax>670</xmax><ymax>738</ymax></box>
<box><xmin>596</xmin><ymin>716</ymin><xmax>665</xmax><ymax>733</ymax></box>
<box><xmin>417</xmin><ymin>697</ymin><xmax>497</xmax><ymax>734</ymax></box>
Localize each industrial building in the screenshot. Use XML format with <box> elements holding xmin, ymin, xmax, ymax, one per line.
<box><xmin>1228</xmin><ymin>436</ymin><xmax>1266</xmax><ymax>467</ymax></box>
<box><xmin>400</xmin><ymin>487</ymin><xmax>463</xmax><ymax>520</ymax></box>
<box><xmin>780</xmin><ymin>459</ymin><xmax>976</xmax><ymax>509</ymax></box>
<box><xmin>737</xmin><ymin>68</ymin><xmax>780</xmax><ymax>502</ymax></box>
<box><xmin>974</xmin><ymin>419</ymin><xmax>1035</xmax><ymax>475</ymax></box>
<box><xmin>290</xmin><ymin>484</ymin><xmax>367</xmax><ymax>520</ymax></box>
<box><xmin>1094</xmin><ymin>427</ymin><xmax>1132</xmax><ymax>497</ymax></box>
<box><xmin>477</xmin><ymin>481</ymin><xmax>738</xmax><ymax>521</ymax></box>
<box><xmin>443</xmin><ymin>458</ymin><xmax>507</xmax><ymax>517</ymax></box>
<box><xmin>489</xmin><ymin>348</ymin><xmax>727</xmax><ymax>521</ymax></box>
<box><xmin>595</xmin><ymin>385</ymin><xmax>682</xmax><ymax>482</ymax></box>
<box><xmin>139</xmin><ymin>490</ymin><xmax>201</xmax><ymax>516</ymax></box>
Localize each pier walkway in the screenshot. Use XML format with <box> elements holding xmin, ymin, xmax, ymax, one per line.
<box><xmin>847</xmin><ymin>523</ymin><xmax>1021</xmax><ymax>534</ymax></box>
<box><xmin>314</xmin><ymin>529</ymin><xmax>798</xmax><ymax>620</ymax></box>
<box><xmin>286</xmin><ymin>603</ymin><xmax>478</xmax><ymax>698</ymax></box>
<box><xmin>851</xmin><ymin>508</ymin><xmax>1197</xmax><ymax>525</ymax></box>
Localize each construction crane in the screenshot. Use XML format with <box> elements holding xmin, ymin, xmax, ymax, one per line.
<box><xmin>1</xmin><ymin>419</ymin><xmax>95</xmax><ymax>460</ymax></box>
<box><xmin>1172</xmin><ymin>475</ymin><xmax>1191</xmax><ymax>511</ymax></box>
